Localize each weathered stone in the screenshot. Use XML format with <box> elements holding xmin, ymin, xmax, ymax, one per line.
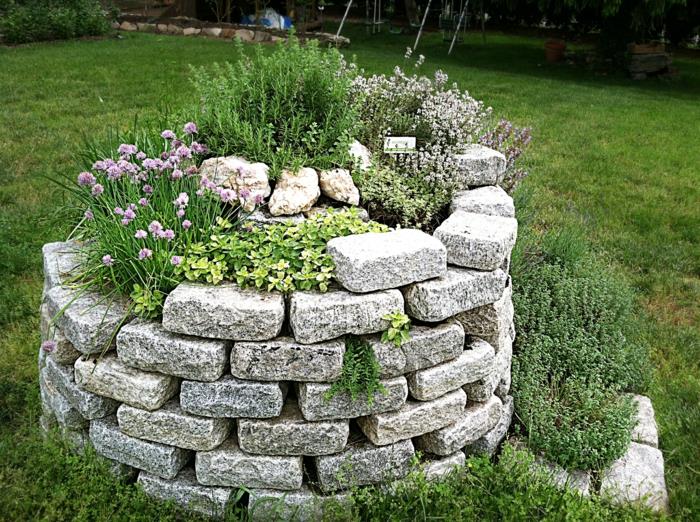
<box><xmin>630</xmin><ymin>394</ymin><xmax>659</xmax><ymax>448</ymax></box>
<box><xmin>465</xmin><ymin>395</ymin><xmax>514</xmax><ymax>456</ymax></box>
<box><xmin>39</xmin><ymin>368</ymin><xmax>88</xmax><ymax>430</ymax></box>
<box><xmin>248</xmin><ymin>486</ymin><xmax>353</xmax><ymax>522</ymax></box>
<box><xmin>75</xmin><ymin>354</ymin><xmax>179</xmax><ymax>411</ymax></box>
<box><xmin>238</xmin><ymin>400</ymin><xmax>349</xmax><ymax>456</ymax></box>
<box><xmin>401</xmin><ymin>323</ymin><xmax>465</xmax><ymax>373</ymax></box>
<box><xmin>119</xmin><ymin>20</ymin><xmax>138</xmax><ymax>31</ymax></box>
<box><xmin>319</xmin><ymin>168</ymin><xmax>360</xmax><ymax>205</ymax></box>
<box><xmin>117</xmin><ymin>320</ymin><xmax>229</xmax><ymax>382</ymax></box>
<box><xmin>328</xmin><ymin>229</ymin><xmax>447</xmax><ymax>293</ymax></box>
<box><xmin>349</xmin><ymin>140</ymin><xmax>372</xmax><ymax>171</ymax></box>
<box><xmin>450</xmin><ymin>186</ymin><xmax>515</xmax><ymax>218</ymax></box>
<box><xmin>244</xmin><ymin>208</ymin><xmax>305</xmax><ymax>227</ymax></box>
<box><xmin>421</xmin><ymin>451</ymin><xmax>465</xmax><ymax>481</ymax></box>
<box><xmin>181</xmin><ymin>376</ymin><xmax>286</xmax><ymax>419</ymax></box>
<box><xmin>166</xmin><ymin>24</ymin><xmax>183</xmax><ymax>35</ymax></box>
<box><xmin>44</xmin><ymin>357</ymin><xmax>118</xmax><ymax>420</ymax></box>
<box><xmin>199</xmin><ymin>156</ymin><xmax>272</xmax><ymax>211</ymax></box>
<box><xmin>118</xmin><ymin>401</ymin><xmax>231</xmax><ymax>451</ymax></box>
<box><xmin>234</xmin><ymin>28</ymin><xmax>255</xmax><ymax>41</ymax></box>
<box><xmin>156</xmin><ymin>23</ymin><xmax>169</xmax><ymax>33</ymax></box>
<box><xmin>253</xmin><ymin>30</ymin><xmax>271</xmax><ymax>42</ymax></box>
<box><xmin>407</xmin><ymin>340</ymin><xmax>494</xmax><ymax>401</ymax></box>
<box><xmin>162</xmin><ymin>283</ymin><xmax>284</xmax><ymax>341</ymax></box>
<box><xmin>231</xmin><ymin>337</ymin><xmax>344</xmax><ymax>382</ymax></box>
<box><xmin>454</xmin><ymin>144</ymin><xmax>506</xmax><ymax>188</ymax></box>
<box><xmin>182</xmin><ymin>26</ymin><xmax>201</xmax><ymax>36</ymax></box>
<box><xmin>415</xmin><ymin>395</ymin><xmax>502</xmax><ymax>456</ymax></box>
<box><xmin>202</xmin><ymin>26</ymin><xmax>222</xmax><ymax>37</ymax></box>
<box><xmin>45</xmin><ymin>286</ymin><xmax>130</xmax><ymax>354</ymax></box>
<box><xmin>268</xmin><ymin>168</ymin><xmax>320</xmax><ymax>216</ymax></box>
<box><xmin>535</xmin><ymin>457</ymin><xmax>591</xmax><ymax>496</ymax></box>
<box><xmin>90</xmin><ymin>416</ymin><xmax>190</xmax><ymax>479</ymax></box>
<box><xmin>358</xmin><ymin>389</ymin><xmax>467</xmax><ymax>446</ymax></box>
<box><xmin>138</xmin><ymin>468</ymin><xmax>233</xmax><ymax>519</ymax></box>
<box><xmin>40</xmin><ymin>303</ymin><xmax>81</xmax><ymax>365</ymax></box>
<box><xmin>600</xmin><ymin>442</ymin><xmax>668</xmax><ymax>512</ymax></box>
<box><xmin>463</xmin><ymin>335</ymin><xmax>512</xmax><ymax>402</ymax></box>
<box><xmin>137</xmin><ymin>22</ymin><xmax>156</xmax><ymax>32</ymax></box>
<box><xmin>315</xmin><ymin>438</ymin><xmax>415</xmax><ymax>492</ymax></box>
<box><xmin>289</xmin><ymin>288</ymin><xmax>403</xmax><ymax>344</ymax></box>
<box><xmin>366</xmin><ymin>336</ymin><xmax>407</xmax><ymax>377</ymax></box>
<box><xmin>403</xmin><ymin>268</ymin><xmax>507</xmax><ymax>322</ymax></box>
<box><xmin>42</xmin><ymin>241</ymin><xmax>82</xmax><ymax>293</ymax></box>
<box><xmin>434</xmin><ymin>211</ymin><xmax>517</xmax><ymax>271</ymax></box>
<box><xmin>196</xmin><ymin>438</ymin><xmax>303</xmax><ymax>490</ymax></box>
<box><xmin>297</xmin><ymin>377</ymin><xmax>408</xmax><ymax>421</ymax></box>
<box><xmin>455</xmin><ymin>280</ymin><xmax>513</xmax><ymax>351</ymax></box>
<box><xmin>220</xmin><ymin>27</ymin><xmax>236</xmax><ymax>38</ymax></box>
<box><xmin>496</xmin><ymin>367</ymin><xmax>512</xmax><ymax>400</ymax></box>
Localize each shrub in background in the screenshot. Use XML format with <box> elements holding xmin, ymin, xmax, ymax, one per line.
<box><xmin>0</xmin><ymin>0</ymin><xmax>111</xmax><ymax>45</ymax></box>
<box><xmin>190</xmin><ymin>36</ymin><xmax>359</xmax><ymax>179</ymax></box>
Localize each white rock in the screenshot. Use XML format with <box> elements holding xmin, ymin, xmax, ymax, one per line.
<box><xmin>268</xmin><ymin>168</ymin><xmax>320</xmax><ymax>216</ymax></box>
<box><xmin>202</xmin><ymin>26</ymin><xmax>222</xmax><ymax>37</ymax></box>
<box><xmin>349</xmin><ymin>140</ymin><xmax>372</xmax><ymax>171</ymax></box>
<box><xmin>182</xmin><ymin>27</ymin><xmax>201</xmax><ymax>36</ymax></box>
<box><xmin>42</xmin><ymin>241</ymin><xmax>82</xmax><ymax>293</ymax></box>
<box><xmin>630</xmin><ymin>394</ymin><xmax>659</xmax><ymax>448</ymax></box>
<box><xmin>74</xmin><ymin>354</ymin><xmax>179</xmax><ymax>411</ymax></box>
<box><xmin>450</xmin><ymin>186</ymin><xmax>515</xmax><ymax>218</ymax></box>
<box><xmin>454</xmin><ymin>144</ymin><xmax>506</xmax><ymax>188</ymax></box>
<box><xmin>327</xmin><ymin>229</ymin><xmax>447</xmax><ymax>293</ymax></box>
<box><xmin>319</xmin><ymin>168</ymin><xmax>360</xmax><ymax>205</ymax></box>
<box><xmin>199</xmin><ymin>156</ymin><xmax>271</xmax><ymax>211</ymax></box>
<box><xmin>421</xmin><ymin>452</ymin><xmax>465</xmax><ymax>481</ymax></box>
<box><xmin>434</xmin><ymin>211</ymin><xmax>518</xmax><ymax>271</ymax></box>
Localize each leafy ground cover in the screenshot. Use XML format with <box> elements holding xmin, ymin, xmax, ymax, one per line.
<box><xmin>1</xmin><ymin>28</ymin><xmax>698</xmax><ymax>519</ymax></box>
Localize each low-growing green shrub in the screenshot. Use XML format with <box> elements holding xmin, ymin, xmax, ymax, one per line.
<box><xmin>190</xmin><ymin>36</ymin><xmax>359</xmax><ymax>179</ymax></box>
<box><xmin>381</xmin><ymin>310</ymin><xmax>411</xmax><ymax>348</ymax></box>
<box><xmin>177</xmin><ymin>207</ymin><xmax>387</xmax><ymax>293</ymax></box>
<box><xmin>0</xmin><ymin>0</ymin><xmax>111</xmax><ymax>44</ymax></box>
<box><xmin>325</xmin><ymin>336</ymin><xmax>385</xmax><ymax>405</ymax></box>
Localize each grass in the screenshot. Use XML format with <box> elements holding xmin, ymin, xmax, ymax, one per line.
<box><xmin>0</xmin><ymin>27</ymin><xmax>698</xmax><ymax>519</ymax></box>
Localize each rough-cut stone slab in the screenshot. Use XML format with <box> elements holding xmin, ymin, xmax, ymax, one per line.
<box><xmin>416</xmin><ymin>395</ymin><xmax>503</xmax><ymax>456</ymax></box>
<box><xmin>454</xmin><ymin>144</ymin><xmax>506</xmax><ymax>188</ymax></box>
<box><xmin>366</xmin><ymin>336</ymin><xmax>406</xmax><ymax>377</ymax></box>
<box><xmin>401</xmin><ymin>323</ymin><xmax>465</xmax><ymax>373</ymax></box>
<box><xmin>358</xmin><ymin>389</ymin><xmax>467</xmax><ymax>446</ymax></box>
<box><xmin>630</xmin><ymin>394</ymin><xmax>659</xmax><ymax>448</ymax></box>
<box><xmin>163</xmin><ymin>283</ymin><xmax>284</xmax><ymax>341</ymax></box>
<box><xmin>40</xmin><ymin>303</ymin><xmax>80</xmax><ymax>365</ymax></box>
<box><xmin>463</xmin><ymin>335</ymin><xmax>512</xmax><ymax>402</ymax></box>
<box><xmin>117</xmin><ymin>320</ymin><xmax>229</xmax><ymax>382</ymax></box>
<box><xmin>600</xmin><ymin>442</ymin><xmax>668</xmax><ymax>512</ymax></box>
<box><xmin>238</xmin><ymin>400</ymin><xmax>349</xmax><ymax>456</ymax></box>
<box><xmin>45</xmin><ymin>286</ymin><xmax>130</xmax><ymax>354</ymax></box>
<box><xmin>248</xmin><ymin>486</ymin><xmax>352</xmax><ymax>522</ymax></box>
<box><xmin>180</xmin><ymin>376</ymin><xmax>286</xmax><ymax>419</ymax></box>
<box><xmin>231</xmin><ymin>337</ymin><xmax>344</xmax><ymax>382</ymax></box>
<box><xmin>90</xmin><ymin>416</ymin><xmax>190</xmax><ymax>479</ymax></box>
<box><xmin>75</xmin><ymin>354</ymin><xmax>179</xmax><ymax>411</ymax></box>
<box><xmin>44</xmin><ymin>357</ymin><xmax>118</xmax><ymax>420</ymax></box>
<box><xmin>138</xmin><ymin>468</ymin><xmax>233</xmax><ymax>519</ymax></box>
<box><xmin>117</xmin><ymin>401</ymin><xmax>231</xmax><ymax>451</ymax></box>
<box><xmin>465</xmin><ymin>395</ymin><xmax>513</xmax><ymax>456</ymax></box>
<box><xmin>449</xmin><ymin>186</ymin><xmax>515</xmax><ymax>218</ymax></box>
<box><xmin>39</xmin><ymin>368</ymin><xmax>88</xmax><ymax>430</ymax></box>
<box><xmin>327</xmin><ymin>229</ymin><xmax>447</xmax><ymax>293</ymax></box>
<box><xmin>244</xmin><ymin>208</ymin><xmax>306</xmax><ymax>227</ymax></box>
<box><xmin>297</xmin><ymin>377</ymin><xmax>408</xmax><ymax>421</ymax></box>
<box><xmin>434</xmin><ymin>211</ymin><xmax>518</xmax><ymax>271</ymax></box>
<box><xmin>289</xmin><ymin>289</ymin><xmax>403</xmax><ymax>344</ymax></box>
<box><xmin>403</xmin><ymin>268</ymin><xmax>507</xmax><ymax>322</ymax></box>
<box><xmin>454</xmin><ymin>281</ymin><xmax>513</xmax><ymax>350</ymax></box>
<box><xmin>407</xmin><ymin>340</ymin><xmax>495</xmax><ymax>401</ymax></box>
<box><xmin>535</xmin><ymin>458</ymin><xmax>591</xmax><ymax>496</ymax></box>
<box><xmin>315</xmin><ymin>438</ymin><xmax>415</xmax><ymax>492</ymax></box>
<box><xmin>196</xmin><ymin>438</ymin><xmax>303</xmax><ymax>490</ymax></box>
<box><xmin>42</xmin><ymin>241</ymin><xmax>82</xmax><ymax>292</ymax></box>
<box><xmin>421</xmin><ymin>452</ymin><xmax>466</xmax><ymax>481</ymax></box>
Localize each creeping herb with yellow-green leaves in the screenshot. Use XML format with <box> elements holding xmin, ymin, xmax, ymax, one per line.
<box><xmin>381</xmin><ymin>310</ymin><xmax>411</xmax><ymax>347</ymax></box>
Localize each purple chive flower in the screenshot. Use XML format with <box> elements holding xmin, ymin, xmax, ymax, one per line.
<box><xmin>136</xmin><ymin>151</ymin><xmax>147</xmax><ymax>161</ymax></box>
<box><xmin>135</xmin><ymin>229</ymin><xmax>147</xmax><ymax>239</ymax></box>
<box><xmin>102</xmin><ymin>254</ymin><xmax>114</xmax><ymax>266</ymax></box>
<box><xmin>171</xmin><ymin>139</ymin><xmax>183</xmax><ymax>149</ymax></box>
<box><xmin>176</xmin><ymin>208</ymin><xmax>185</xmax><ymax>218</ymax></box>
<box><xmin>170</xmin><ymin>255</ymin><xmax>183</xmax><ymax>266</ymax></box>
<box><xmin>191</xmin><ymin>142</ymin><xmax>207</xmax><ymax>154</ymax></box>
<box><xmin>77</xmin><ymin>171</ymin><xmax>96</xmax><ymax>186</ymax></box>
<box><xmin>138</xmin><ymin>248</ymin><xmax>153</xmax><ymax>260</ymax></box>
<box><xmin>239</xmin><ymin>188</ymin><xmax>251</xmax><ymax>200</ymax></box>
<box><xmin>185</xmin><ymin>165</ymin><xmax>198</xmax><ymax>176</ymax></box>
<box><xmin>254</xmin><ymin>193</ymin><xmax>265</xmax><ymax>205</ymax></box>
<box><xmin>41</xmin><ymin>340</ymin><xmax>57</xmax><ymax>353</ymax></box>
<box><xmin>196</xmin><ymin>189</ymin><xmax>204</xmax><ymax>197</ymax></box>
<box><xmin>121</xmin><ymin>218</ymin><xmax>131</xmax><ymax>226</ymax></box>
<box><xmin>174</xmin><ymin>192</ymin><xmax>189</xmax><ymax>208</ymax></box>
<box><xmin>92</xmin><ymin>184</ymin><xmax>104</xmax><ymax>197</ymax></box>
<box><xmin>118</xmin><ymin>144</ymin><xmax>138</xmax><ymax>157</ymax></box>
<box><xmin>148</xmin><ymin>221</ymin><xmax>163</xmax><ymax>237</ymax></box>
<box><xmin>114</xmin><ymin>207</ymin><xmax>124</xmax><ymax>216</ymax></box>
<box><xmin>161</xmin><ymin>229</ymin><xmax>175</xmax><ymax>241</ymax></box>
<box><xmin>138</xmin><ymin>198</ymin><xmax>149</xmax><ymax>207</ymax></box>
<box><xmin>84</xmin><ymin>209</ymin><xmax>94</xmax><ymax>220</ymax></box>
<box><xmin>170</xmin><ymin>169</ymin><xmax>183</xmax><ymax>181</ymax></box>
<box><xmin>182</xmin><ymin>220</ymin><xmax>192</xmax><ymax>230</ymax></box>
<box><xmin>219</xmin><ymin>188</ymin><xmax>236</xmax><ymax>203</ymax></box>
<box><xmin>161</xmin><ymin>130</ymin><xmax>176</xmax><ymax>140</ymax></box>
<box><xmin>183</xmin><ymin>122</ymin><xmax>198</xmax><ymax>135</ymax></box>
<box><xmin>175</xmin><ymin>145</ymin><xmax>192</xmax><ymax>159</ymax></box>
<box><xmin>143</xmin><ymin>184</ymin><xmax>154</xmax><ymax>195</ymax></box>
<box><xmin>124</xmin><ymin>208</ymin><xmax>136</xmax><ymax>220</ymax></box>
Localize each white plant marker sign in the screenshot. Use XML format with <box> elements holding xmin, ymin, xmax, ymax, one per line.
<box><xmin>384</xmin><ymin>137</ymin><xmax>417</xmax><ymax>154</ymax></box>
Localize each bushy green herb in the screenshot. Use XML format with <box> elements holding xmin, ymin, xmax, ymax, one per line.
<box><xmin>325</xmin><ymin>336</ymin><xmax>386</xmax><ymax>405</ymax></box>
<box><xmin>177</xmin><ymin>208</ymin><xmax>388</xmax><ymax>293</ymax></box>
<box><xmin>381</xmin><ymin>310</ymin><xmax>411</xmax><ymax>348</ymax></box>
<box><xmin>190</xmin><ymin>36</ymin><xmax>359</xmax><ymax>179</ymax></box>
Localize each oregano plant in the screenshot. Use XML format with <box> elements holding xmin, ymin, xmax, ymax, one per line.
<box><xmin>381</xmin><ymin>310</ymin><xmax>411</xmax><ymax>347</ymax></box>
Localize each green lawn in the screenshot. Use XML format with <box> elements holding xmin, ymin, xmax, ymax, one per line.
<box><xmin>0</xmin><ymin>27</ymin><xmax>698</xmax><ymax>519</ymax></box>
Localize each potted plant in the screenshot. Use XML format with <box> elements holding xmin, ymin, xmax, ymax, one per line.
<box><xmin>544</xmin><ymin>39</ymin><xmax>566</xmax><ymax>63</ymax></box>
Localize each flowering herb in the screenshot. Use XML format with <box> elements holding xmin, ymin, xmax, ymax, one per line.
<box><xmin>479</xmin><ymin>119</ymin><xmax>533</xmax><ymax>193</ymax></box>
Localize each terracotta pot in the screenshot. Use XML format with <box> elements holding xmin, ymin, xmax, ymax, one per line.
<box><xmin>544</xmin><ymin>39</ymin><xmax>566</xmax><ymax>63</ymax></box>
